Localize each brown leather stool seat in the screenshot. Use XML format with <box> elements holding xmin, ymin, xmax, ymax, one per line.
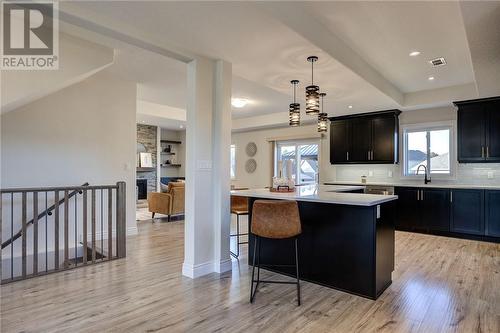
<box><xmin>250</xmin><ymin>200</ymin><xmax>302</xmax><ymax>306</ymax></box>
<box><xmin>230</xmin><ymin>195</ymin><xmax>249</xmax><ymax>258</ymax></box>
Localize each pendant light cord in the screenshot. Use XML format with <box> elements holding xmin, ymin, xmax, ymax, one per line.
<box><xmin>311</xmin><ymin>61</ymin><xmax>314</xmax><ymax>85</ymax></box>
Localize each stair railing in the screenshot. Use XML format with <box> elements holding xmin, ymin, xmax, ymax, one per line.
<box><xmin>0</xmin><ymin>182</ymin><xmax>126</xmax><ymax>283</ymax></box>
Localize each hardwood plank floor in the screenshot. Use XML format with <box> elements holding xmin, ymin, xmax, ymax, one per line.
<box><xmin>1</xmin><ymin>217</ymin><xmax>499</xmax><ymax>333</ymax></box>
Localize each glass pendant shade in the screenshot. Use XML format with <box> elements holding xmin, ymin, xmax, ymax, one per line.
<box><xmin>289</xmin><ymin>80</ymin><xmax>300</xmax><ymax>127</ymax></box>
<box><xmin>318</xmin><ymin>113</ymin><xmax>328</xmax><ymax>132</ymax></box>
<box><xmin>306</xmin><ymin>85</ymin><xmax>320</xmax><ymax>115</ymax></box>
<box><xmin>289</xmin><ymin>103</ymin><xmax>300</xmax><ymax>127</ymax></box>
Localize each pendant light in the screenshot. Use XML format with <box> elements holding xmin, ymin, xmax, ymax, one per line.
<box><xmin>318</xmin><ymin>92</ymin><xmax>328</xmax><ymax>132</ymax></box>
<box><xmin>305</xmin><ymin>56</ymin><xmax>320</xmax><ymax>115</ymax></box>
<box><xmin>289</xmin><ymin>80</ymin><xmax>300</xmax><ymax>127</ymax></box>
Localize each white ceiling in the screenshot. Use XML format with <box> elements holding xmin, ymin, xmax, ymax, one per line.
<box><xmin>54</xmin><ymin>1</ymin><xmax>500</xmax><ymax>127</ymax></box>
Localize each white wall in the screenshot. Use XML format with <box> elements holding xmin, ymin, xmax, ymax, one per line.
<box><xmin>1</xmin><ymin>71</ymin><xmax>138</xmax><ymax>245</ymax></box>
<box><xmin>231</xmin><ymin>125</ymin><xmax>321</xmax><ymax>188</ymax></box>
<box><xmin>232</xmin><ymin>106</ymin><xmax>500</xmax><ymax>187</ymax></box>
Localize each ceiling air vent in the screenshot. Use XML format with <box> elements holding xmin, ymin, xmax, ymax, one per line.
<box><xmin>429</xmin><ymin>57</ymin><xmax>446</xmax><ymax>67</ymax></box>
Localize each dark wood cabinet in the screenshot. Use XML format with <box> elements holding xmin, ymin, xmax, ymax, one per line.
<box><xmin>395</xmin><ymin>187</ymin><xmax>450</xmax><ymax>232</ymax></box>
<box><xmin>350</xmin><ymin>118</ymin><xmax>372</xmax><ymax>162</ymax></box>
<box><xmin>394</xmin><ymin>187</ymin><xmax>420</xmax><ymax>229</ymax></box>
<box><xmin>371</xmin><ymin>116</ymin><xmax>397</xmax><ymax>163</ymax></box>
<box><xmin>455</xmin><ymin>97</ymin><xmax>500</xmax><ymax>163</ymax></box>
<box><xmin>330</xmin><ymin>110</ymin><xmax>400</xmax><ymax>164</ymax></box>
<box><xmin>486</xmin><ymin>101</ymin><xmax>500</xmax><ymax>161</ymax></box>
<box><xmin>486</xmin><ymin>190</ymin><xmax>500</xmax><ymax>237</ymax></box>
<box><xmin>450</xmin><ymin>189</ymin><xmax>484</xmax><ymax>235</ymax></box>
<box><xmin>421</xmin><ymin>188</ymin><xmax>450</xmax><ymax>232</ymax></box>
<box><xmin>330</xmin><ymin>120</ymin><xmax>350</xmax><ymax>163</ymax></box>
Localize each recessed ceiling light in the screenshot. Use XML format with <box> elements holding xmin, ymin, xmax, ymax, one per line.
<box><xmin>409</xmin><ymin>51</ymin><xmax>421</xmax><ymax>57</ymax></box>
<box><xmin>179</xmin><ymin>125</ymin><xmax>184</xmax><ymax>129</ymax></box>
<box><xmin>231</xmin><ymin>98</ymin><xmax>248</xmax><ymax>108</ymax></box>
<box><xmin>348</xmin><ymin>105</ymin><xmax>353</xmax><ymax>109</ymax></box>
<box><xmin>428</xmin><ymin>76</ymin><xmax>435</xmax><ymax>81</ymax></box>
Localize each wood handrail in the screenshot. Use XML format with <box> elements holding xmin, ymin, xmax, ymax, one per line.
<box><xmin>1</xmin><ymin>183</ymin><xmax>89</xmax><ymax>250</ymax></box>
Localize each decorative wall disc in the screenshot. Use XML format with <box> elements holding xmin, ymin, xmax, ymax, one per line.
<box><xmin>245</xmin><ymin>159</ymin><xmax>257</xmax><ymax>173</ymax></box>
<box><xmin>246</xmin><ymin>142</ymin><xmax>257</xmax><ymax>157</ymax></box>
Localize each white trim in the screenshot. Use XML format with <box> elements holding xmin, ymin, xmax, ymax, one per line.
<box><xmin>400</xmin><ymin>120</ymin><xmax>456</xmax><ymax>180</ymax></box>
<box><xmin>182</xmin><ymin>261</ymin><xmax>214</xmax><ymax>279</ymax></box>
<box><xmin>214</xmin><ymin>258</ymin><xmax>232</xmax><ymax>274</ymax></box>
<box><xmin>88</xmin><ymin>225</ymin><xmax>138</xmax><ymax>241</ymax></box>
<box><xmin>266</xmin><ymin>134</ymin><xmax>321</xmax><ymax>142</ymax></box>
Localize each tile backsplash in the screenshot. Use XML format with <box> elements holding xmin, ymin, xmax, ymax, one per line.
<box><xmin>328</xmin><ymin>163</ymin><xmax>500</xmax><ymax>185</ymax></box>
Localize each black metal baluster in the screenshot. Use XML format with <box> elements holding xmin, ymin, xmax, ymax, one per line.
<box><xmin>45</xmin><ymin>192</ymin><xmax>48</xmax><ymax>272</ymax></box>
<box><xmin>101</xmin><ymin>189</ymin><xmax>103</xmax><ymax>261</ymax></box>
<box><xmin>11</xmin><ymin>193</ymin><xmax>13</xmax><ymax>280</ymax></box>
<box><xmin>33</xmin><ymin>191</ymin><xmax>38</xmax><ymax>275</ymax></box>
<box><xmin>74</xmin><ymin>194</ymin><xmax>77</xmax><ymax>267</ymax></box>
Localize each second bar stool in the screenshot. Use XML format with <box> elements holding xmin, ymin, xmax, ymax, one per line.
<box><xmin>249</xmin><ymin>200</ymin><xmax>302</xmax><ymax>306</ymax></box>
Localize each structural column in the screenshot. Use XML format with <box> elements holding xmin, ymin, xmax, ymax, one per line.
<box><xmin>183</xmin><ymin>57</ymin><xmax>232</xmax><ymax>278</ymax></box>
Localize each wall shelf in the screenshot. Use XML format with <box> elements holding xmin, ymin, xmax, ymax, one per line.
<box><xmin>161</xmin><ymin>140</ymin><xmax>182</xmax><ymax>144</ymax></box>
<box><xmin>161</xmin><ymin>152</ymin><xmax>176</xmax><ymax>155</ymax></box>
<box><xmin>137</xmin><ymin>167</ymin><xmax>156</xmax><ymax>172</ymax></box>
<box><xmin>161</xmin><ymin>164</ymin><xmax>181</xmax><ymax>168</ymax></box>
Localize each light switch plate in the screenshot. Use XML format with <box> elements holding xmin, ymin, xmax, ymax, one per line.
<box><xmin>388</xmin><ymin>171</ymin><xmax>393</xmax><ymax>178</ymax></box>
<box><xmin>368</xmin><ymin>171</ymin><xmax>374</xmax><ymax>177</ymax></box>
<box><xmin>488</xmin><ymin>171</ymin><xmax>494</xmax><ymax>179</ymax></box>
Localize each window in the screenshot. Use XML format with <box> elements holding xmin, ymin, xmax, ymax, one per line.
<box><xmin>403</xmin><ymin>123</ymin><xmax>453</xmax><ymax>177</ymax></box>
<box><xmin>230</xmin><ymin>144</ymin><xmax>236</xmax><ymax>179</ymax></box>
<box><xmin>276</xmin><ymin>140</ymin><xmax>319</xmax><ymax>185</ymax></box>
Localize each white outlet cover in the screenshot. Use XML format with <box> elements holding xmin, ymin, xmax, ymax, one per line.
<box><xmin>388</xmin><ymin>171</ymin><xmax>393</xmax><ymax>178</ymax></box>
<box><xmin>368</xmin><ymin>171</ymin><xmax>374</xmax><ymax>177</ymax></box>
<box><xmin>488</xmin><ymin>171</ymin><xmax>494</xmax><ymax>179</ymax></box>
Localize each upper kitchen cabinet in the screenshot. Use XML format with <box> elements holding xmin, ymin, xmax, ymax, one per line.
<box><xmin>329</xmin><ymin>110</ymin><xmax>401</xmax><ymax>164</ymax></box>
<box><xmin>455</xmin><ymin>96</ymin><xmax>500</xmax><ymax>163</ymax></box>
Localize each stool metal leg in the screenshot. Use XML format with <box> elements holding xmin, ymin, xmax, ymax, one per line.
<box><xmin>295</xmin><ymin>238</ymin><xmax>301</xmax><ymax>306</ymax></box>
<box><xmin>250</xmin><ymin>236</ymin><xmax>259</xmax><ymax>303</ymax></box>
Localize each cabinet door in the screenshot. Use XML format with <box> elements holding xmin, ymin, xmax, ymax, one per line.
<box><xmin>330</xmin><ymin>120</ymin><xmax>350</xmax><ymax>164</ymax></box>
<box><xmin>395</xmin><ymin>187</ymin><xmax>420</xmax><ymax>229</ymax></box>
<box><xmin>486</xmin><ymin>101</ymin><xmax>500</xmax><ymax>162</ymax></box>
<box><xmin>350</xmin><ymin>118</ymin><xmax>371</xmax><ymax>162</ymax></box>
<box><xmin>486</xmin><ymin>190</ymin><xmax>500</xmax><ymax>237</ymax></box>
<box><xmin>421</xmin><ymin>188</ymin><xmax>450</xmax><ymax>232</ymax></box>
<box><xmin>451</xmin><ymin>189</ymin><xmax>484</xmax><ymax>235</ymax></box>
<box><xmin>457</xmin><ymin>105</ymin><xmax>485</xmax><ymax>162</ymax></box>
<box><xmin>371</xmin><ymin>116</ymin><xmax>396</xmax><ymax>163</ymax></box>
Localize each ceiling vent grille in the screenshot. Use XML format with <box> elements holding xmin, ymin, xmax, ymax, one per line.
<box><xmin>429</xmin><ymin>57</ymin><xmax>446</xmax><ymax>67</ymax></box>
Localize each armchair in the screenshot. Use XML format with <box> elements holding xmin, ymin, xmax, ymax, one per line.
<box><xmin>148</xmin><ymin>182</ymin><xmax>185</xmax><ymax>221</ymax></box>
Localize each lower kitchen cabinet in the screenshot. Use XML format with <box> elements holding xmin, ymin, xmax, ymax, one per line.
<box><xmin>394</xmin><ymin>187</ymin><xmax>420</xmax><ymax>229</ymax></box>
<box><xmin>422</xmin><ymin>188</ymin><xmax>450</xmax><ymax>232</ymax></box>
<box><xmin>450</xmin><ymin>189</ymin><xmax>485</xmax><ymax>235</ymax></box>
<box><xmin>486</xmin><ymin>190</ymin><xmax>500</xmax><ymax>237</ymax></box>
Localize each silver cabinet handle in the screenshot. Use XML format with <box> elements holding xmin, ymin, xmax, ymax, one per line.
<box><xmin>346</xmin><ymin>151</ymin><xmax>349</xmax><ymax>161</ymax></box>
<box><xmin>417</xmin><ymin>190</ymin><xmax>420</xmax><ymax>201</ymax></box>
<box><xmin>487</xmin><ymin>146</ymin><xmax>490</xmax><ymax>158</ymax></box>
<box><xmin>450</xmin><ymin>191</ymin><xmax>453</xmax><ymax>203</ymax></box>
<box><xmin>421</xmin><ymin>190</ymin><xmax>424</xmax><ymax>201</ymax></box>
<box><xmin>482</xmin><ymin>146</ymin><xmax>485</xmax><ymax>158</ymax></box>
<box><xmin>370</xmin><ymin>150</ymin><xmax>373</xmax><ymax>160</ymax></box>
<box><xmin>368</xmin><ymin>151</ymin><xmax>370</xmax><ymax>160</ymax></box>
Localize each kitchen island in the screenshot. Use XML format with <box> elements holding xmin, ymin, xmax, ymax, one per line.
<box><xmin>232</xmin><ymin>185</ymin><xmax>398</xmax><ymax>300</ymax></box>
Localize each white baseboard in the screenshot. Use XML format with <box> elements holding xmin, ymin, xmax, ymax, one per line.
<box><xmin>214</xmin><ymin>258</ymin><xmax>232</xmax><ymax>274</ymax></box>
<box><xmin>182</xmin><ymin>261</ymin><xmax>214</xmax><ymax>279</ymax></box>
<box><xmin>86</xmin><ymin>225</ymin><xmax>138</xmax><ymax>241</ymax></box>
<box><xmin>182</xmin><ymin>258</ymin><xmax>233</xmax><ymax>279</ymax></box>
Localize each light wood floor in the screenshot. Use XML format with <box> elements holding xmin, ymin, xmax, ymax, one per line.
<box><xmin>1</xmin><ymin>218</ymin><xmax>499</xmax><ymax>333</ymax></box>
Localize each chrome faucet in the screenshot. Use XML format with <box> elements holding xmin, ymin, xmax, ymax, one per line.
<box><xmin>416</xmin><ymin>165</ymin><xmax>431</xmax><ymax>184</ymax></box>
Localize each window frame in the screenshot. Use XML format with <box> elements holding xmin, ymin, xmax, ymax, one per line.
<box><xmin>230</xmin><ymin>144</ymin><xmax>236</xmax><ymax>180</ymax></box>
<box><xmin>401</xmin><ymin>121</ymin><xmax>456</xmax><ymax>180</ymax></box>
<box><xmin>275</xmin><ymin>138</ymin><xmax>320</xmax><ymax>185</ymax></box>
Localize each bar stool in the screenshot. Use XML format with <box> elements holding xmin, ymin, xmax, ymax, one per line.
<box><xmin>230</xmin><ymin>195</ymin><xmax>249</xmax><ymax>259</ymax></box>
<box><xmin>250</xmin><ymin>200</ymin><xmax>302</xmax><ymax>306</ymax></box>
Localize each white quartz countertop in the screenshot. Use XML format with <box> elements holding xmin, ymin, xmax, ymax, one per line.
<box><xmin>324</xmin><ymin>180</ymin><xmax>500</xmax><ymax>190</ymax></box>
<box><xmin>231</xmin><ymin>185</ymin><xmax>397</xmax><ymax>207</ymax></box>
